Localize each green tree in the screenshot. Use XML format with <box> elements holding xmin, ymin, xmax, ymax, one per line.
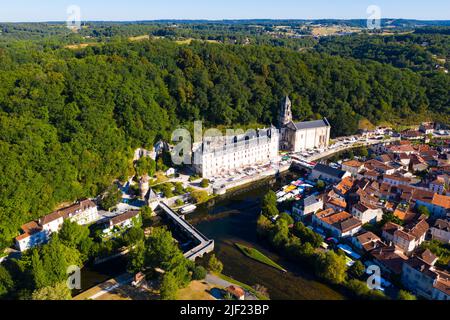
<box><xmin>316</xmin><ymin>251</ymin><xmax>348</xmax><ymax>284</ymax></box>
<box><xmin>397</xmin><ymin>289</ymin><xmax>417</xmax><ymax>300</ymax></box>
<box><xmin>135</xmin><ymin>156</ymin><xmax>156</xmax><ymax>177</ymax></box>
<box><xmin>145</xmin><ymin>227</ymin><xmax>191</xmax><ymax>287</ymax></box>
<box><xmin>160</xmin><ymin>271</ymin><xmax>178</xmax><ymax>300</ymax></box>
<box><xmin>207</xmin><ymin>254</ymin><xmax>223</xmax><ymax>273</ymax></box>
<box><xmin>200</xmin><ymin>179</ymin><xmax>210</xmax><ymax>188</ymax></box>
<box><xmin>293</xmin><ymin>222</ymin><xmax>322</xmax><ymax>248</ymax></box>
<box><xmin>0</xmin><ymin>266</ymin><xmax>13</xmax><ymax>298</ymax></box>
<box><xmin>191</xmin><ymin>265</ymin><xmax>207</xmax><ymax>280</ymax></box>
<box><xmin>99</xmin><ymin>185</ymin><xmax>122</xmax><ymax>211</ymax></box>
<box><xmin>349</xmin><ymin>260</ymin><xmax>366</xmax><ymax>278</ymax></box>
<box><xmin>59</xmin><ymin>220</ymin><xmax>93</xmax><ymax>262</ymax></box>
<box><xmin>316</xmin><ymin>180</ymin><xmax>326</xmax><ymax>191</ymax></box>
<box><xmin>127</xmin><ymin>240</ymin><xmax>146</xmax><ymax>274</ymax></box>
<box><xmin>190</xmin><ymin>190</ymin><xmax>209</xmax><ymax>204</ymax></box>
<box><xmin>124</xmin><ymin>227</ymin><xmax>145</xmax><ymax>246</ymax></box>
<box><xmin>31</xmin><ymin>282</ymin><xmax>72</xmax><ymax>300</ymax></box>
<box><xmin>279</xmin><ymin>212</ymin><xmax>294</xmax><ymax>225</ymax></box>
<box><xmin>417</xmin><ymin>205</ymin><xmax>430</xmax><ymax>218</ymax></box>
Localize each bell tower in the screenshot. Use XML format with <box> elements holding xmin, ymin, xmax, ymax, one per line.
<box><xmin>279</xmin><ymin>95</ymin><xmax>293</xmax><ymax>127</ymax></box>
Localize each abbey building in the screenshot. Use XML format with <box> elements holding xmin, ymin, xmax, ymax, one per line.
<box><xmin>279</xmin><ymin>96</ymin><xmax>331</xmax><ymax>153</ymax></box>
<box><xmin>192</xmin><ymin>95</ymin><xmax>331</xmax><ymax>178</ymax></box>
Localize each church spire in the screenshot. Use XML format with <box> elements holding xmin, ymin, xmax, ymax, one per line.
<box><xmin>279</xmin><ymin>95</ymin><xmax>293</xmax><ymax>127</ymax></box>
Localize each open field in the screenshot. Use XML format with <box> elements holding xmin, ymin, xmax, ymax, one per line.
<box><xmin>64</xmin><ymin>43</ymin><xmax>98</xmax><ymax>50</ymax></box>
<box><xmin>176</xmin><ymin>280</ymin><xmax>217</xmax><ymax>300</ymax></box>
<box><xmin>128</xmin><ymin>35</ymin><xmax>150</xmax><ymax>42</ymax></box>
<box><xmin>235</xmin><ymin>243</ymin><xmax>286</xmax><ymax>272</ymax></box>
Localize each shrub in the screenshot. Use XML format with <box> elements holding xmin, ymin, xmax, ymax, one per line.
<box><xmin>200</xmin><ymin>179</ymin><xmax>210</xmax><ymax>188</ymax></box>
<box><xmin>192</xmin><ymin>266</ymin><xmax>207</xmax><ymax>280</ymax></box>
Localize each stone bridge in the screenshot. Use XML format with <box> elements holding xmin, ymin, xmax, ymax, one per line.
<box><xmin>157</xmin><ymin>202</ymin><xmax>214</xmax><ymax>261</ymax></box>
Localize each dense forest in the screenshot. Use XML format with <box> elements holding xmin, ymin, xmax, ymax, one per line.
<box><xmin>0</xmin><ymin>23</ymin><xmax>449</xmax><ymax>251</ymax></box>
<box><xmin>316</xmin><ymin>30</ymin><xmax>450</xmax><ymax>71</ymax></box>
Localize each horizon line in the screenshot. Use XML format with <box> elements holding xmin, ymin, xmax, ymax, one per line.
<box><xmin>1</xmin><ymin>18</ymin><xmax>450</xmax><ymax>24</ymax></box>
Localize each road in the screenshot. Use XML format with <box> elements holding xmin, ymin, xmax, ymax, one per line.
<box><xmin>73</xmin><ymin>273</ymin><xmax>134</xmax><ymax>300</ymax></box>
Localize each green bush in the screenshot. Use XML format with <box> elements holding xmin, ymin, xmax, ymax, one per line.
<box><xmin>192</xmin><ymin>266</ymin><xmax>207</xmax><ymax>280</ymax></box>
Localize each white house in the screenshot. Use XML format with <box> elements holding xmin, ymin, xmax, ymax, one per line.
<box><xmin>15</xmin><ymin>221</ymin><xmax>48</xmax><ymax>252</ymax></box>
<box><xmin>292</xmin><ymin>195</ymin><xmax>323</xmax><ymax>220</ymax></box>
<box><xmin>431</xmin><ymin>219</ymin><xmax>450</xmax><ymax>244</ymax></box>
<box><xmin>341</xmin><ymin>160</ymin><xmax>364</xmax><ymax>176</ymax></box>
<box><xmin>15</xmin><ymin>211</ymin><xmax>64</xmax><ymax>252</ymax></box>
<box><xmin>313</xmin><ymin>208</ymin><xmax>362</xmax><ymax>238</ymax></box>
<box><xmin>58</xmin><ymin>199</ymin><xmax>98</xmax><ymax>225</ymax></box>
<box><xmin>103</xmin><ymin>210</ymin><xmax>140</xmax><ymax>235</ymax></box>
<box><xmin>15</xmin><ymin>200</ymin><xmax>98</xmax><ymax>251</ymax></box>
<box><xmin>351</xmin><ymin>202</ymin><xmax>383</xmax><ymax>225</ymax></box>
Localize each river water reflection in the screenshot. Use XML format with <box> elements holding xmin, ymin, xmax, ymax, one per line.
<box><xmin>189</xmin><ymin>171</ymin><xmax>346</xmax><ymax>300</ymax></box>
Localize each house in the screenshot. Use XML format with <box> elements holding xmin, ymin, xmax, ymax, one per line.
<box><xmin>431</xmin><ymin>219</ymin><xmax>450</xmax><ymax>244</ymax></box>
<box><xmin>359</xmin><ymin>170</ymin><xmax>379</xmax><ymax>181</ymax></box>
<box><xmin>292</xmin><ymin>195</ymin><xmax>323</xmax><ymax>220</ymax></box>
<box><xmin>409</xmin><ymin>154</ymin><xmax>429</xmax><ymax>172</ymax></box>
<box><xmin>15</xmin><ymin>211</ymin><xmax>64</xmax><ymax>252</ymax></box>
<box><xmin>419</xmin><ymin>249</ymin><xmax>439</xmax><ymax>266</ymax></box>
<box><xmin>383</xmin><ymin>174</ymin><xmax>411</xmax><ymax>187</ymax></box>
<box><xmin>393</xmin><ymin>207</ymin><xmax>416</xmax><ymax>223</ymax></box>
<box><xmin>313</xmin><ymin>208</ymin><xmax>362</xmax><ymax>238</ymax></box>
<box><xmin>430</xmin><ymin>178</ymin><xmax>446</xmax><ymax>195</ymax></box>
<box><xmin>388</xmin><ymin>143</ymin><xmax>416</xmax><ymax>155</ymax></box>
<box><xmin>352</xmin><ymin>231</ymin><xmax>386</xmax><ymax>253</ymax></box>
<box><xmin>381</xmin><ymin>220</ymin><xmax>429</xmax><ymax>254</ymax></box>
<box><xmin>364</xmin><ymin>159</ymin><xmax>396</xmax><ymax>175</ymax></box>
<box><xmin>226</xmin><ymin>285</ymin><xmax>245</xmax><ymax>300</ymax></box>
<box><xmin>414</xmin><ymin>191</ymin><xmax>450</xmax><ymax>218</ymax></box>
<box><xmin>341</xmin><ymin>160</ymin><xmax>364</xmax><ymax>176</ymax></box>
<box><xmin>325</xmin><ymin>196</ymin><xmax>347</xmax><ymax>213</ymax></box>
<box><xmin>15</xmin><ymin>221</ymin><xmax>48</xmax><ymax>252</ymax></box>
<box><xmin>14</xmin><ymin>200</ymin><xmax>98</xmax><ymax>251</ymax></box>
<box><xmin>377</xmin><ymin>154</ymin><xmax>395</xmax><ymax>165</ymax></box>
<box><xmin>397</xmin><ymin>153</ymin><xmax>411</xmax><ymax>166</ymax></box>
<box><xmin>39</xmin><ymin>211</ymin><xmax>65</xmax><ymax>234</ymax></box>
<box><xmin>309</xmin><ymin>164</ymin><xmax>351</xmax><ymax>184</ymax></box>
<box><xmin>371</xmin><ymin>245</ymin><xmax>408</xmax><ymax>275</ymax></box>
<box><xmin>401</xmin><ymin>130</ymin><xmax>422</xmax><ymax>141</ymax></box>
<box><xmin>334</xmin><ymin>176</ymin><xmax>355</xmax><ymax>197</ymax></box>
<box><xmin>419</xmin><ymin>123</ymin><xmax>434</xmax><ymax>135</ymax></box>
<box><xmin>350</xmin><ymin>202</ymin><xmax>383</xmax><ymax>224</ymax></box>
<box><xmin>103</xmin><ymin>210</ymin><xmax>140</xmax><ymax>235</ymax></box>
<box><xmin>401</xmin><ymin>256</ymin><xmax>450</xmax><ymax>300</ymax></box>
<box><xmin>57</xmin><ymin>199</ymin><xmax>98</xmax><ymax>225</ymax></box>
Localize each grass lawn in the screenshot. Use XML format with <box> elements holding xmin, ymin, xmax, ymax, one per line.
<box><xmin>234</xmin><ymin>243</ymin><xmax>286</xmax><ymax>272</ymax></box>
<box><xmin>176</xmin><ymin>281</ymin><xmax>216</xmax><ymax>300</ymax></box>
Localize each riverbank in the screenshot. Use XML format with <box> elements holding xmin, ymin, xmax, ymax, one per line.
<box><xmin>190</xmin><ymin>171</ymin><xmax>348</xmax><ymax>300</ymax></box>
<box><xmin>235</xmin><ymin>243</ymin><xmax>286</xmax><ymax>272</ymax></box>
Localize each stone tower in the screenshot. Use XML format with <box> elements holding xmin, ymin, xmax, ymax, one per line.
<box><xmin>279</xmin><ymin>95</ymin><xmax>293</xmax><ymax>127</ymax></box>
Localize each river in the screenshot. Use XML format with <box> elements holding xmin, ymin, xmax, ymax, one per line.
<box><xmin>78</xmin><ymin>170</ymin><xmax>346</xmax><ymax>300</ymax></box>
<box><xmin>187</xmin><ymin>171</ymin><xmax>346</xmax><ymax>300</ymax></box>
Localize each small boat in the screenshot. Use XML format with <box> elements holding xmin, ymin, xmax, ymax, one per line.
<box><xmin>179</xmin><ymin>204</ymin><xmax>197</xmax><ymax>215</ymax></box>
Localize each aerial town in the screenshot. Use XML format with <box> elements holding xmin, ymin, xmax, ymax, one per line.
<box><xmin>4</xmin><ymin>95</ymin><xmax>449</xmax><ymax>301</ymax></box>
<box><xmin>1</xmin><ymin>2</ymin><xmax>450</xmax><ymax>311</ymax></box>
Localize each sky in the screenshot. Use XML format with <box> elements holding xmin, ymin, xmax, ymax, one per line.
<box><xmin>0</xmin><ymin>0</ymin><xmax>449</xmax><ymax>22</ymax></box>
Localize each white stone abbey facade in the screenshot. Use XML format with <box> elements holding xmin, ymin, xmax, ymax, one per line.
<box><xmin>279</xmin><ymin>96</ymin><xmax>331</xmax><ymax>153</ymax></box>
<box><xmin>193</xmin><ymin>127</ymin><xmax>280</xmax><ymax>178</ymax></box>
<box><xmin>192</xmin><ymin>96</ymin><xmax>331</xmax><ymax>178</ymax></box>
